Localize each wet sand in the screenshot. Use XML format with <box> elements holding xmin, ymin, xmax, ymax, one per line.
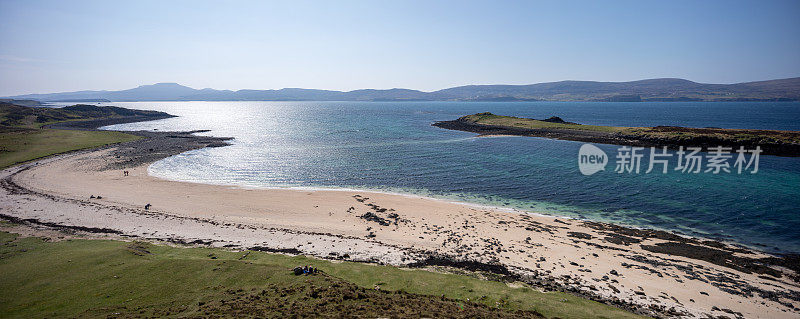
<box><xmin>1</xmin><ymin>130</ymin><xmax>799</xmax><ymax>318</ymax></box>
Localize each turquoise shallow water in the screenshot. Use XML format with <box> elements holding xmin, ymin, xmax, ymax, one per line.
<box><xmin>100</xmin><ymin>101</ymin><xmax>800</xmax><ymax>254</ymax></box>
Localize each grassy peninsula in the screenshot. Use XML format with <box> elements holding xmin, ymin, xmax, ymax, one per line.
<box><xmin>434</xmin><ymin>112</ymin><xmax>800</xmax><ymax>156</ymax></box>
<box><xmin>0</xmin><ymin>102</ymin><xmax>174</xmax><ymax>168</ymax></box>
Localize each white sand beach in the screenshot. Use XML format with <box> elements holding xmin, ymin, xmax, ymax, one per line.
<box><xmin>2</xmin><ymin>147</ymin><xmax>799</xmax><ymax>318</ymax></box>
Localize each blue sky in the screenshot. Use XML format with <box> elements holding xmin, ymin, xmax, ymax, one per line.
<box><xmin>1</xmin><ymin>0</ymin><xmax>798</xmax><ymax>95</ymax></box>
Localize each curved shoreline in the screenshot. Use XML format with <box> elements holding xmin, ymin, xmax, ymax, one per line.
<box><xmin>1</xmin><ymin>118</ymin><xmax>799</xmax><ymax>318</ymax></box>
<box><xmin>147</xmin><ymin>142</ymin><xmax>796</xmax><ymax>256</ymax></box>
<box><xmin>145</xmin><ymin>167</ymin><xmax>767</xmax><ymax>254</ymax></box>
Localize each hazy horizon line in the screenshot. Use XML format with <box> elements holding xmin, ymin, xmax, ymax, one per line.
<box><xmin>6</xmin><ymin>75</ymin><xmax>800</xmax><ymax>97</ymax></box>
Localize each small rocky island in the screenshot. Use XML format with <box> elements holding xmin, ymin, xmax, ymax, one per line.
<box><xmin>433</xmin><ymin>112</ymin><xmax>800</xmax><ymax>156</ymax></box>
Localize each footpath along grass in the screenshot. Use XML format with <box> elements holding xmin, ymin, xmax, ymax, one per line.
<box><xmin>0</xmin><ymin>231</ymin><xmax>647</xmax><ymax>318</ymax></box>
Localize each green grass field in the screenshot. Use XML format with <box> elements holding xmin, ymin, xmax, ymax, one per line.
<box><xmin>0</xmin><ymin>231</ymin><xmax>646</xmax><ymax>318</ymax></box>
<box><xmin>0</xmin><ymin>129</ymin><xmax>141</xmax><ymax>169</ymax></box>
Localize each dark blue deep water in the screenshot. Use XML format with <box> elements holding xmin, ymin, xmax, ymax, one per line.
<box><xmin>102</xmin><ymin>101</ymin><xmax>800</xmax><ymax>254</ymax></box>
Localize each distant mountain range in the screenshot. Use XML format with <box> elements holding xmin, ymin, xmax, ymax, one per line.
<box><xmin>5</xmin><ymin>78</ymin><xmax>800</xmax><ymax>102</ymax></box>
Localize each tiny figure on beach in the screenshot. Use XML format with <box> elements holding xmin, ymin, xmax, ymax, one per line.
<box><xmin>144</xmin><ymin>203</ymin><xmax>151</xmax><ymax>210</ymax></box>
<box><xmin>123</xmin><ymin>170</ymin><xmax>129</xmax><ymax>176</ymax></box>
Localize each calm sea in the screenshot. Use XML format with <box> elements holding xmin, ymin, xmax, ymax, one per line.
<box><xmin>99</xmin><ymin>101</ymin><xmax>800</xmax><ymax>254</ymax></box>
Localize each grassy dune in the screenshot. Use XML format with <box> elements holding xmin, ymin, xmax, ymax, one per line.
<box><xmin>0</xmin><ymin>231</ymin><xmax>645</xmax><ymax>318</ymax></box>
